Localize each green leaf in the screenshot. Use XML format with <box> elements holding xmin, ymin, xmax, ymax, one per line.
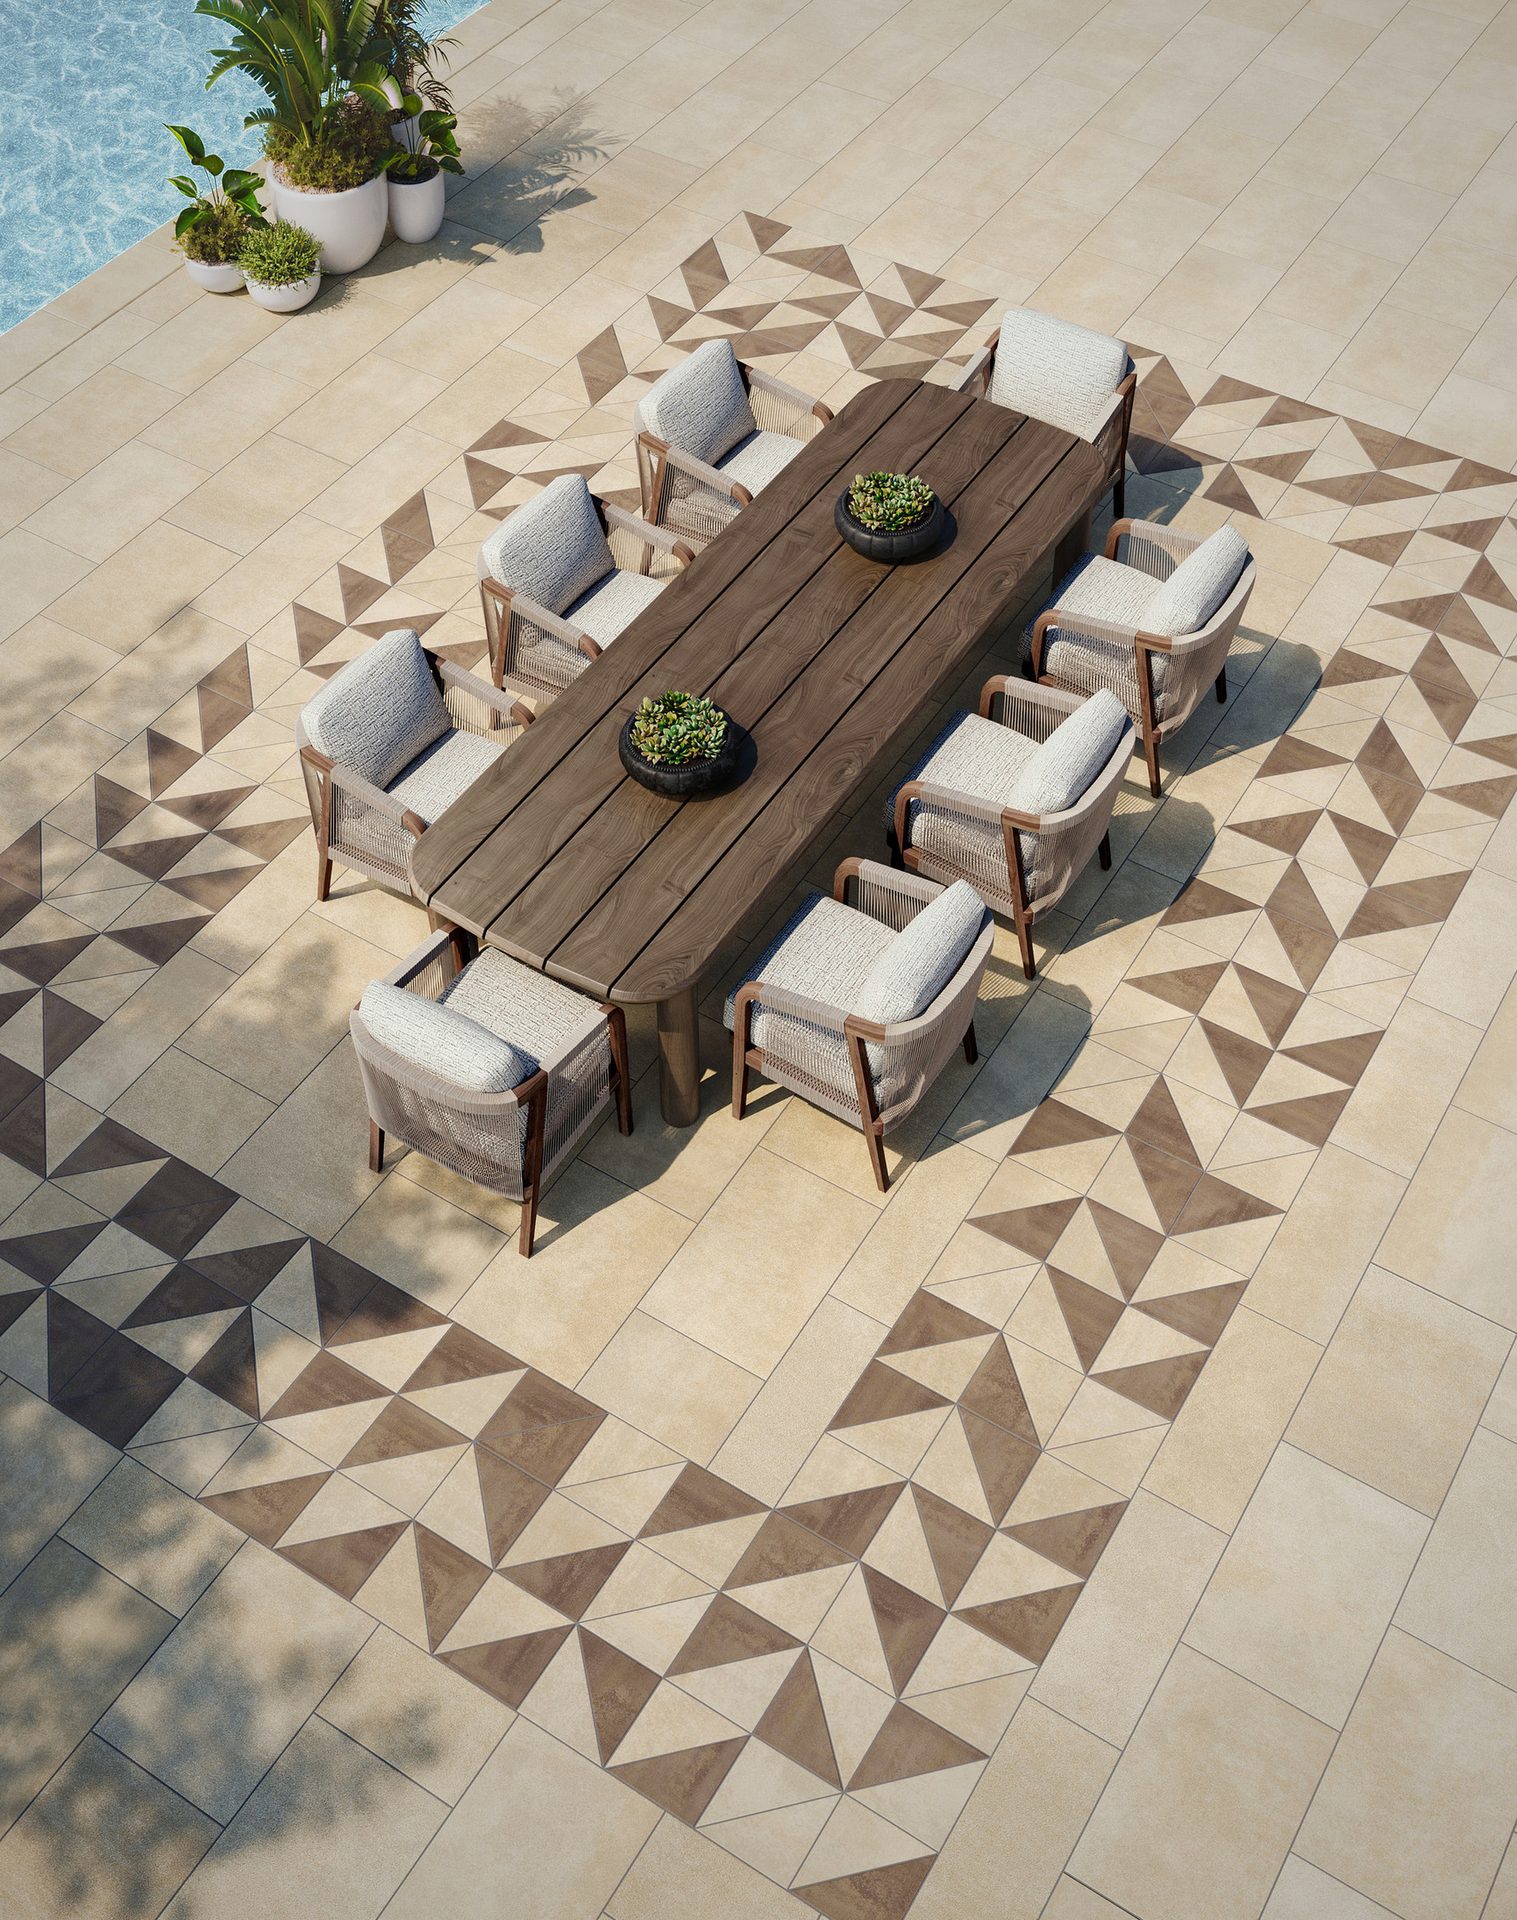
<box><xmin>174</xmin><ymin>206</ymin><xmax>202</xmax><ymax>238</ymax></box>
<box><xmin>165</xmin><ymin>122</ymin><xmax>205</xmax><ymax>163</ymax></box>
<box><xmin>169</xmin><ymin>174</ymin><xmax>200</xmax><ymax>198</ymax></box>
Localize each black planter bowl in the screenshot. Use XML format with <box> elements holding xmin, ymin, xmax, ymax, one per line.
<box><xmin>835</xmin><ymin>490</ymin><xmax>946</xmax><ymax>563</ymax></box>
<box><xmin>619</xmin><ymin>709</ymin><xmax>742</xmax><ymax>798</ymax></box>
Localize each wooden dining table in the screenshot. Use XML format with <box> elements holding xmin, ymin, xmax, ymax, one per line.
<box><xmin>411</xmin><ymin>377</ymin><xmax>1105</xmax><ymax>1125</ymax></box>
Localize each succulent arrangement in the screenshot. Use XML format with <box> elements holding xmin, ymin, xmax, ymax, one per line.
<box><xmin>847</xmin><ymin>471</ymin><xmax>936</xmax><ymax>533</ymax></box>
<box><xmin>239</xmin><ymin>219</ymin><xmax>322</xmax><ymax>287</ymax></box>
<box><xmin>628</xmin><ymin>692</ymin><xmax>728</xmax><ymax>767</ymax></box>
<box><xmin>167</xmin><ymin>124</ymin><xmax>264</xmax><ymax>263</ymax></box>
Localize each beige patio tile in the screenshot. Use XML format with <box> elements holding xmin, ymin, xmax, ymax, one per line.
<box><xmin>107</xmin><ymin>1047</ymin><xmax>275</xmax><ymax>1176</ymax></box>
<box><xmin>0</xmin><ymin>528</ymin><xmax>93</xmax><ymax>642</ymax></box>
<box><xmin>1323</xmin><ymin>305</ymin><xmax>1476</xmax><ymax>412</ymax></box>
<box><xmin>578</xmin><ymin>1308</ymin><xmax>762</xmax><ymax>1463</ymax></box>
<box><xmin>0</xmin><ymin>618</ymin><xmax>115</xmax><ymax>758</ymax></box>
<box><xmin>1069</xmin><ymin>1645</ymin><xmax>1334</xmax><ymax>1920</ymax></box>
<box><xmin>1247</xmin><ymin>1144</ymin><xmax>1406</xmax><ymax>1345</ymax></box>
<box><xmin>0</xmin><ymin>1735</ymin><xmax>217</xmax><ymax>1920</ymax></box>
<box><xmin>98</xmin><ymin>1540</ymin><xmax>371</xmax><ymax>1824</ymax></box>
<box><xmin>1186</xmin><ymin>1443</ymin><xmax>1428</xmax><ymax>1726</ymax></box>
<box><xmin>43</xmin><ymin>521</ymin><xmax>239</xmax><ymax>654</ymax></box>
<box><xmin>3</xmin><ymin>367</ymin><xmax>179</xmax><ymax>480</ymax></box>
<box><xmin>1456</xmin><ymin>975</ymin><xmax>1517</xmax><ymax>1133</ymax></box>
<box><xmin>1331</xmin><ymin>997</ymin><xmax>1480</xmax><ymax>1178</ymax></box>
<box><xmin>1296</xmin><ymin>1629</ymin><xmax>1517</xmax><ymax>1920</ymax></box>
<box><xmin>50</xmin><ymin>949</ymin><xmax>237</xmax><ymax>1114</ymax></box>
<box><xmin>1262</xmin><ymin>1856</ymin><xmax>1400</xmax><ymax>1919</ymax></box>
<box><xmin>1133</xmin><ymin>245</ymin><xmax>1283</xmax><ymax>347</ymax></box>
<box><xmin>166</xmin><ymin>434</ymin><xmax>350</xmax><ymax>557</ymax></box>
<box><xmin>1376</xmin><ymin>1106</ymin><xmax>1517</xmax><ymax>1329</ymax></box>
<box><xmin>1412</xmin><ymin>370</ymin><xmax>1517</xmax><ymax>471</ymax></box>
<box><xmin>161</xmin><ymin>1717</ymin><xmax>445</xmax><ymax>1920</ymax></box>
<box><xmin>383</xmin><ymin>1717</ymin><xmax>659</xmax><ymax>1920</ymax></box>
<box><xmin>0</xmin><ymin>1379</ymin><xmax>118</xmax><ymax>1587</ymax></box>
<box><xmin>222</xmin><ymin>1042</ymin><xmax>378</xmax><ymax>1242</ymax></box>
<box><xmin>332</xmin><ymin>1169</ymin><xmax>510</xmax><ymax>1314</ymax></box>
<box><xmin>59</xmin><ymin>1457</ymin><xmax>242</xmax><ymax>1616</ymax></box>
<box><xmin>1287</xmin><ymin>1266</ymin><xmax>1509</xmax><ymax>1515</ymax></box>
<box><xmin>1396</xmin><ymin>1425</ymin><xmax>1517</xmax><ymax>1690</ymax></box>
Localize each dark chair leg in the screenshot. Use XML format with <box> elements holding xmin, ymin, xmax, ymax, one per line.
<box><xmin>1143</xmin><ymin>729</ymin><xmax>1162</xmax><ymax>798</ymax></box>
<box><xmin>885</xmin><ymin>825</ymin><xmax>905</xmax><ymax>870</ymax></box>
<box><xmin>1215</xmin><ymin>664</ymin><xmax>1228</xmax><ymax>703</ymax></box>
<box><xmin>317</xmin><ymin>852</ymin><xmax>332</xmax><ymax>902</ymax></box>
<box><xmin>519</xmin><ymin>1183</ymin><xmax>540</xmax><ymax>1258</ymax></box>
<box><xmin>1113</xmin><ymin>471</ymin><xmax>1125</xmax><ymax>522</ymax></box>
<box><xmin>368</xmin><ymin>1122</ymin><xmax>384</xmax><ymax>1174</ymax></box>
<box><xmin>862</xmin><ymin>1122</ymin><xmax>889</xmax><ymax>1194</ymax></box>
<box><xmin>607</xmin><ymin>1007</ymin><xmax>633</xmax><ymax>1135</ymax></box>
<box><xmin>1098</xmin><ymin>831</ymin><xmax>1112</xmax><ymax>870</ymax></box>
<box><xmin>1014</xmin><ymin>912</ymin><xmax>1036</xmax><ymax>981</ymax></box>
<box><xmin>962</xmin><ymin>1020</ymin><xmax>978</xmax><ymax>1064</ymax></box>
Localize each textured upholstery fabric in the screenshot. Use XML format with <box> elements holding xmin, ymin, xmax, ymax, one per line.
<box><xmin>564</xmin><ymin>569</ymin><xmax>665</xmax><ymax>649</ymax></box>
<box><xmin>387</xmin><ymin>729</ymin><xmax>507</xmax><ymax>824</ymax></box>
<box><xmin>476</xmin><ymin>475</ymin><xmax>614</xmax><ymax>616</ymax></box>
<box><xmin>358</xmin><ymin>981</ymin><xmax>527</xmax><ymax>1092</ymax></box>
<box><xmin>722</xmin><ymin>897</ymin><xmax>892</xmax><ymax>1034</ymax></box>
<box><xmin>302</xmin><ymin>629</ymin><xmax>449</xmax><ymax>791</ymax></box>
<box><xmin>989</xmin><ymin>309</ymin><xmax>1127</xmax><ymax>443</ymax></box>
<box><xmin>855</xmin><ymin>881</ymin><xmax>987</xmax><ymax>1026</ymax></box>
<box><xmin>717</xmin><ymin>428</ymin><xmax>805</xmax><ymax>496</ymax></box>
<box><xmin>1036</xmin><ymin>553</ymin><xmax>1160</xmax><ymax>632</ymax></box>
<box><xmin>886</xmin><ymin>713</ymin><xmax>1038</xmax><ymax>832</ymax></box>
<box><xmin>1144</xmin><ymin>526</ymin><xmax>1249</xmax><ymax>637</ymax></box>
<box><xmin>636</xmin><ymin>339</ymin><xmax>757</xmax><ymax>466</ymax></box>
<box><xmin>1011</xmin><ymin>689</ymin><xmax>1130</xmax><ymax>816</ymax></box>
<box><xmin>1034</xmin><ymin>553</ymin><xmax>1167</xmax><ymax>708</ymax></box>
<box><xmin>442</xmin><ymin>947</ymin><xmax>604</xmax><ymax>1075</ymax></box>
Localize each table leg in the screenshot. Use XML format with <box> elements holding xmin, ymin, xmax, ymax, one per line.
<box><xmin>1052</xmin><ymin>507</ymin><xmax>1093</xmax><ymax>582</ymax></box>
<box><xmin>657</xmin><ymin>987</ymin><xmax>702</xmax><ymax>1127</ymax></box>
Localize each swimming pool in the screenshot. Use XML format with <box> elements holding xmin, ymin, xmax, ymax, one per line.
<box><xmin>0</xmin><ymin>0</ymin><xmax>479</xmax><ymax>335</ymax></box>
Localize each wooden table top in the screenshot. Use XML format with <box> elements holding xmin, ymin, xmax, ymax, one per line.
<box><xmin>412</xmin><ymin>378</ymin><xmax>1104</xmax><ymax>1005</ymax></box>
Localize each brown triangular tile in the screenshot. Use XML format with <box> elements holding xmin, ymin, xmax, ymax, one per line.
<box><xmin>441</xmin><ymin>1625</ymin><xmax>574</xmax><ymax>1709</ymax></box>
<box><xmin>912</xmin><ymin>1485</ymin><xmax>992</xmax><ymax>1609</ymax></box>
<box><xmin>641</xmin><ymin>1463</ymin><xmax>766</xmax><ymax>1537</ymax></box>
<box><xmin>1135</xmin><ymin>1280</ymin><xmax>1246</xmax><ymax>1348</ymax></box>
<box><xmin>862</xmin><ymin>1565</ymin><xmax>944</xmax><ymax>1695</ymax></box>
<box><xmin>754</xmin><ymin>1650</ymin><xmax>841</xmax><ymax>1786</ymax></box>
<box><xmin>1004</xmin><ymin>1501</ymin><xmax>1125</xmax><ymax>1580</ymax></box>
<box><xmin>202</xmin><ymin>1473</ymin><xmax>328</xmax><ymax>1548</ymax></box>
<box><xmin>612</xmin><ymin>1737</ymin><xmax>746</xmax><ymax>1823</ymax></box>
<box><xmin>1093</xmin><ymin>1351</ymin><xmax>1206</xmax><ymax>1420</ymax></box>
<box><xmin>281</xmin><ymin>1521</ymin><xmax>406</xmax><ymax>1599</ymax></box>
<box><xmin>956</xmin><ymin>1583</ymin><xmax>1083</xmax><ymax>1662</ymax></box>
<box><xmin>502</xmin><ymin>1542</ymin><xmax>629</xmax><ymax>1619</ymax></box>
<box><xmin>796</xmin><ymin>1857</ymin><xmax>937</xmax><ymax>1920</ymax></box>
<box><xmin>416</xmin><ymin>1524</ymin><xmax>491</xmax><ymax>1649</ymax></box>
<box><xmin>581</xmin><ymin>1629</ymin><xmax>661</xmax><ymax>1762</ymax></box>
<box><xmin>668</xmin><ymin>1594</ymin><xmax>801</xmax><ymax>1675</ymax></box>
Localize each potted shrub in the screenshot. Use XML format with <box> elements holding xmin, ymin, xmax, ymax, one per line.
<box><xmin>619</xmin><ymin>691</ymin><xmax>739</xmax><ymax>798</ymax></box>
<box><xmin>836</xmin><ymin>470</ymin><xmax>944</xmax><ymax>562</ymax></box>
<box><xmin>239</xmin><ymin>219</ymin><xmax>322</xmax><ymax>311</ymax></box>
<box><xmin>196</xmin><ymin>0</ymin><xmax>395</xmax><ymax>274</ymax></box>
<box><xmin>384</xmin><ymin>98</ymin><xmax>463</xmax><ymax>243</ymax></box>
<box><xmin>369</xmin><ymin>0</ymin><xmax>456</xmax><ymax>149</ymax></box>
<box><xmin>167</xmin><ymin>123</ymin><xmax>264</xmax><ymax>292</ymax></box>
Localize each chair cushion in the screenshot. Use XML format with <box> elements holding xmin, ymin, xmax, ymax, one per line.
<box><xmin>387</xmin><ymin>729</ymin><xmax>507</xmax><ymax>826</ymax></box>
<box><xmin>1031</xmin><ymin>553</ymin><xmax>1167</xmax><ymax>714</ymax></box>
<box><xmin>855</xmin><ymin>880</ymin><xmax>988</xmax><ymax>1026</ymax></box>
<box><xmin>636</xmin><ymin>339</ymin><xmax>757</xmax><ymax>467</ymax></box>
<box><xmin>717</xmin><ymin>429</ymin><xmax>805</xmax><ymax>496</ymax></box>
<box><xmin>1143</xmin><ymin>526</ymin><xmax>1250</xmax><ymax>637</ymax></box>
<box><xmin>476</xmin><ymin>474</ymin><xmax>615</xmax><ymax>617</ymax></box>
<box><xmin>887</xmin><ymin>712</ymin><xmax>1038</xmax><ymax>832</ymax></box>
<box><xmin>1036</xmin><ymin>553</ymin><xmax>1161</xmax><ymax>633</ymax></box>
<box><xmin>989</xmin><ymin>309</ymin><xmax>1128</xmax><ymax>443</ymax></box>
<box><xmin>564</xmin><ymin>569</ymin><xmax>665</xmax><ymax>650</ymax></box>
<box><xmin>302</xmin><ymin>628</ymin><xmax>450</xmax><ymax>792</ymax></box>
<box><xmin>357</xmin><ymin>981</ymin><xmax>527</xmax><ymax>1093</ymax></box>
<box><xmin>1010</xmin><ymin>689</ymin><xmax>1131</xmax><ymax>817</ymax></box>
<box><xmin>442</xmin><ymin>947</ymin><xmax>604</xmax><ymax>1073</ymax></box>
<box><xmin>722</xmin><ymin>896</ymin><xmax>893</xmax><ymax>1034</ymax></box>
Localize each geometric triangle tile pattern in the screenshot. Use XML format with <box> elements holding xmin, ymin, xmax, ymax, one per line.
<box><xmin>2</xmin><ymin>207</ymin><xmax>1514</xmax><ymax>1920</ymax></box>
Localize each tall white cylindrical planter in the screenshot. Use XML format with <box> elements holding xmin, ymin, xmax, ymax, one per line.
<box><xmin>269</xmin><ymin>171</ymin><xmax>387</xmax><ymax>273</ymax></box>
<box><xmin>388</xmin><ymin>168</ymin><xmax>446</xmax><ymax>244</ymax></box>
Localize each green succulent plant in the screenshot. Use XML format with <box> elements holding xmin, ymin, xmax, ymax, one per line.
<box><xmin>847</xmin><ymin>471</ymin><xmax>935</xmax><ymax>533</ymax></box>
<box><xmin>239</xmin><ymin>218</ymin><xmax>322</xmax><ymax>286</ymax></box>
<box><xmin>628</xmin><ymin>692</ymin><xmax>728</xmax><ymax>767</ymax></box>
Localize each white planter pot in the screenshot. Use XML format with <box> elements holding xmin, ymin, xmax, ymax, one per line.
<box><xmin>243</xmin><ymin>270</ymin><xmax>322</xmax><ymax>313</ymax></box>
<box><xmin>184</xmin><ymin>258</ymin><xmax>245</xmax><ymax>294</ymax></box>
<box><xmin>388</xmin><ymin>168</ymin><xmax>446</xmax><ymax>244</ymax></box>
<box><xmin>269</xmin><ymin>169</ymin><xmax>387</xmax><ymax>273</ymax></box>
<box><xmin>389</xmin><ymin>111</ymin><xmax>421</xmax><ymax>153</ymax></box>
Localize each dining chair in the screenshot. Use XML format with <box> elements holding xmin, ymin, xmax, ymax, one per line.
<box><xmin>889</xmin><ymin>683</ymin><xmax>1134</xmax><ymax>979</ymax></box>
<box><xmin>1028</xmin><ymin>519</ymin><xmax>1255</xmax><ymax>796</ymax></box>
<box><xmin>351</xmin><ymin>928</ymin><xmax>633</xmax><ymax>1257</ymax></box>
<box><xmin>634</xmin><ymin>338</ymin><xmax>833</xmax><ymax>545</ymax></box>
<box><xmin>957</xmin><ymin>307</ymin><xmax>1136</xmax><ymax>520</ymax></box>
<box><xmin>477</xmin><ymin>473</ymin><xmax>693</xmax><ymax>702</ymax></box>
<box><xmin>726</xmin><ymin>862</ymin><xmax>993</xmax><ymax>1192</ymax></box>
<box><xmin>296</xmin><ymin>627</ymin><xmax>533</xmax><ymax>905</ymax></box>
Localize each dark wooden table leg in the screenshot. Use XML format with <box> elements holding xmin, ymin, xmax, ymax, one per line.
<box><xmin>1052</xmin><ymin>507</ymin><xmax>1093</xmax><ymax>581</ymax></box>
<box><xmin>657</xmin><ymin>987</ymin><xmax>701</xmax><ymax>1127</ymax></box>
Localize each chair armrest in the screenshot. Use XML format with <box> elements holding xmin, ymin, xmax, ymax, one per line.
<box><xmin>833</xmin><ymin>856</ymin><xmax>947</xmax><ymax>931</ymax></box>
<box><xmin>978</xmin><ymin>675</ymin><xmax>1085</xmax><ymax>734</ymax></box>
<box><xmin>600</xmin><ymin>500</ymin><xmax>695</xmax><ymax>568</ymax></box>
<box><xmin>435</xmin><ymin>657</ymin><xmax>536</xmax><ymax>733</ymax></box>
<box><xmin>744</xmin><ymin>364</ymin><xmax>833</xmax><ymax>433</ymax></box>
<box><xmin>1104</xmin><ymin>516</ymin><xmax>1203</xmax><ymax>576</ymax></box>
<box><xmin>327</xmin><ymin>759</ymin><xmax>427</xmax><ymax>839</ymax></box>
<box><xmin>379</xmin><ymin>929</ymin><xmax>462</xmax><ymax>996</ymax></box>
<box><xmin>480</xmin><ymin>578</ymin><xmax>600</xmax><ymax>661</ymax></box>
<box><xmin>733</xmin><ymin>976</ymin><xmax>851</xmax><ymax>1034</ymax></box>
<box><xmin>1029</xmin><ymin>605</ymin><xmax>1171</xmax><ymax>678</ymax></box>
<box><xmin>953</xmin><ymin>329</ymin><xmax>997</xmax><ymax>397</ymax></box>
<box><xmin>638</xmin><ymin>431</ymin><xmax>754</xmax><ymax>507</ymax></box>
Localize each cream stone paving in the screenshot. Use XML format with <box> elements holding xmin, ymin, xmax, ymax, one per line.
<box><xmin>4</xmin><ymin>0</ymin><xmax>1517</xmax><ymax>1913</ymax></box>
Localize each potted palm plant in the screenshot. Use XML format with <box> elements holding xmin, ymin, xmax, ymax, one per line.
<box><xmin>384</xmin><ymin>98</ymin><xmax>462</xmax><ymax>243</ymax></box>
<box><xmin>369</xmin><ymin>0</ymin><xmax>455</xmax><ymax>149</ymax></box>
<box><xmin>166</xmin><ymin>124</ymin><xmax>264</xmax><ymax>292</ymax></box>
<box><xmin>239</xmin><ymin>219</ymin><xmax>322</xmax><ymax>311</ymax></box>
<box><xmin>195</xmin><ymin>0</ymin><xmax>396</xmax><ymax>274</ymax></box>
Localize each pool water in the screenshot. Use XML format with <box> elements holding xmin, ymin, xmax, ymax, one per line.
<box><xmin>0</xmin><ymin>0</ymin><xmax>478</xmax><ymax>335</ymax></box>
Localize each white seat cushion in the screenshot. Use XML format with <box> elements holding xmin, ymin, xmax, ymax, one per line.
<box><xmin>476</xmin><ymin>474</ymin><xmax>615</xmax><ymax>616</ymax></box>
<box><xmin>990</xmin><ymin>309</ymin><xmax>1128</xmax><ymax>443</ymax></box>
<box><xmin>358</xmin><ymin>981</ymin><xmax>527</xmax><ymax>1092</ymax></box>
<box><xmin>855</xmin><ymin>881</ymin><xmax>987</xmax><ymax>1027</ymax></box>
<box><xmin>1143</xmin><ymin>526</ymin><xmax>1249</xmax><ymax>637</ymax></box>
<box><xmin>302</xmin><ymin>628</ymin><xmax>450</xmax><ymax>791</ymax></box>
<box><xmin>1010</xmin><ymin>689</ymin><xmax>1131</xmax><ymax>817</ymax></box>
<box><xmin>387</xmin><ymin>729</ymin><xmax>507</xmax><ymax>825</ymax></box>
<box><xmin>564</xmin><ymin>569</ymin><xmax>666</xmax><ymax>650</ymax></box>
<box><xmin>717</xmin><ymin>429</ymin><xmax>805</xmax><ymax>496</ymax></box>
<box><xmin>443</xmin><ymin>947</ymin><xmax>606</xmax><ymax>1073</ymax></box>
<box><xmin>887</xmin><ymin>712</ymin><xmax>1038</xmax><ymax>835</ymax></box>
<box><xmin>1032</xmin><ymin>553</ymin><xmax>1167</xmax><ymax>712</ymax></box>
<box><xmin>635</xmin><ymin>339</ymin><xmax>756</xmax><ymax>466</ymax></box>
